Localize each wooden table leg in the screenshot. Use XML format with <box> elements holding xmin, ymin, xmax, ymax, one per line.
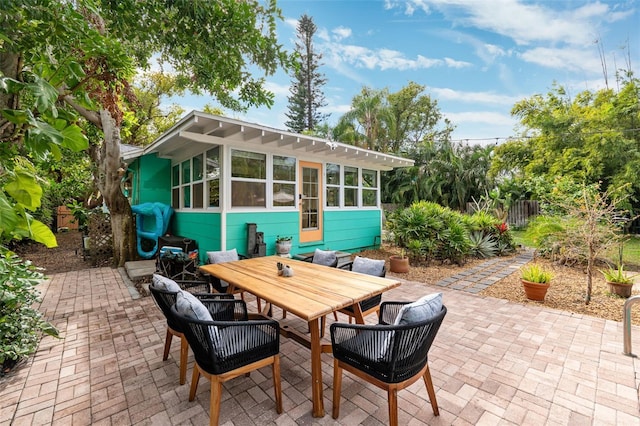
<box><xmin>309</xmin><ymin>317</ymin><xmax>325</xmax><ymax>417</ymax></box>
<box><xmin>352</xmin><ymin>304</ymin><xmax>365</xmax><ymax>324</ymax></box>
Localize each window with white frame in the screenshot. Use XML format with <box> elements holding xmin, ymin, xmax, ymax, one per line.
<box><xmin>325</xmin><ymin>163</ymin><xmax>340</xmax><ymax>207</ymax></box>
<box><xmin>273</xmin><ymin>155</ymin><xmax>296</xmax><ymax>207</ymax></box>
<box><xmin>206</xmin><ymin>147</ymin><xmax>220</xmax><ymax>207</ymax></box>
<box><xmin>344</xmin><ymin>166</ymin><xmax>359</xmax><ymax>207</ymax></box>
<box><xmin>171</xmin><ymin>147</ymin><xmax>220</xmax><ymax>210</ymax></box>
<box><xmin>182</xmin><ymin>159</ymin><xmax>191</xmax><ymax>208</ymax></box>
<box><xmin>362</xmin><ymin>169</ymin><xmax>378</xmax><ymax>206</ymax></box>
<box><xmin>231</xmin><ymin>150</ymin><xmax>266</xmax><ymax>207</ymax></box>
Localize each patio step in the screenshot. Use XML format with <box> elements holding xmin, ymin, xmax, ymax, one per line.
<box><xmin>125</xmin><ymin>259</ymin><xmax>156</xmax><ymax>282</ymax></box>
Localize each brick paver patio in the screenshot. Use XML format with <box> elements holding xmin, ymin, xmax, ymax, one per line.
<box><xmin>1</xmin><ymin>262</ymin><xmax>640</xmax><ymax>425</ymax></box>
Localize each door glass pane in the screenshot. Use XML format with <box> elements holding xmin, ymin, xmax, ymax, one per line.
<box><xmin>302</xmin><ymin>166</ymin><xmax>319</xmax><ymax>230</ymax></box>
<box><xmin>302</xmin><ymin>199</ymin><xmax>318</xmax><ymax>229</ymax></box>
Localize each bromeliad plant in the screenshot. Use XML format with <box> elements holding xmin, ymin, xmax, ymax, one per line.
<box><xmin>0</xmin><ymin>249</ymin><xmax>58</xmax><ymax>375</ymax></box>
<box><xmin>521</xmin><ymin>263</ymin><xmax>554</xmax><ymax>284</ymax></box>
<box><xmin>600</xmin><ymin>264</ymin><xmax>638</xmax><ymax>285</ymax></box>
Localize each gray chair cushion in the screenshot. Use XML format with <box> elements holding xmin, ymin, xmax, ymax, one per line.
<box><xmin>352</xmin><ymin>256</ymin><xmax>385</xmax><ymax>277</ymax></box>
<box><xmin>394</xmin><ymin>293</ymin><xmax>443</xmax><ymax>326</ymax></box>
<box><xmin>175</xmin><ymin>291</ymin><xmax>213</xmax><ymax>322</ymax></box>
<box><xmin>151</xmin><ymin>274</ymin><xmax>181</xmax><ymax>293</ymax></box>
<box><xmin>313</xmin><ymin>249</ymin><xmax>337</xmax><ymax>266</ymax></box>
<box><xmin>207</xmin><ymin>248</ymin><xmax>239</xmax><ymax>264</ymax></box>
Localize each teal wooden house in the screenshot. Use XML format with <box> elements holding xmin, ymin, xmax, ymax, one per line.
<box><xmin>122</xmin><ymin>111</ymin><xmax>413</xmax><ymax>261</ymax></box>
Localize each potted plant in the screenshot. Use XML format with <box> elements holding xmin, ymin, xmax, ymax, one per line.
<box><xmin>520</xmin><ymin>263</ymin><xmax>553</xmax><ymax>301</ymax></box>
<box><xmin>600</xmin><ymin>264</ymin><xmax>638</xmax><ymax>298</ymax></box>
<box><xmin>389</xmin><ymin>247</ymin><xmax>410</xmax><ymax>273</ymax></box>
<box><xmin>275</xmin><ymin>236</ymin><xmax>293</xmax><ymax>257</ymax></box>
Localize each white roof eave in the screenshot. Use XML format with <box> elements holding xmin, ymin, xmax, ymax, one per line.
<box><xmin>142</xmin><ymin>111</ymin><xmax>414</xmax><ymax>170</ymax></box>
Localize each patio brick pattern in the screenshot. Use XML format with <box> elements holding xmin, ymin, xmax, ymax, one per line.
<box><xmin>1</xmin><ymin>260</ymin><xmax>639</xmax><ymax>425</ymax></box>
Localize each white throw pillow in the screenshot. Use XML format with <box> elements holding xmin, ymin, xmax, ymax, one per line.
<box><xmin>207</xmin><ymin>248</ymin><xmax>239</xmax><ymax>264</ymax></box>
<box><xmin>394</xmin><ymin>293</ymin><xmax>443</xmax><ymax>326</ymax></box>
<box><xmin>151</xmin><ymin>274</ymin><xmax>181</xmax><ymax>293</ymax></box>
<box><xmin>352</xmin><ymin>256</ymin><xmax>385</xmax><ymax>277</ymax></box>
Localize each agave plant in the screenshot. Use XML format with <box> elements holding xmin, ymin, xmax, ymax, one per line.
<box><xmin>468</xmin><ymin>231</ymin><xmax>498</xmax><ymax>258</ymax></box>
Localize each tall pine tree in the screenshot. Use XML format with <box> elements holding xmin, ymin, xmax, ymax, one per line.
<box><xmin>285</xmin><ymin>14</ymin><xmax>328</xmax><ymax>132</ymax></box>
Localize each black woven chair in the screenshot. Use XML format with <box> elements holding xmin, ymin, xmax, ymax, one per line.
<box><xmin>338</xmin><ymin>256</ymin><xmax>387</xmax><ymax>323</ymax></box>
<box><xmin>204</xmin><ymin>251</ymin><xmax>249</xmax><ymax>293</ymax></box>
<box><xmin>172</xmin><ymin>301</ymin><xmax>282</xmax><ymax>426</ymax></box>
<box><xmin>330</xmin><ymin>302</ymin><xmax>447</xmax><ymax>426</ymax></box>
<box><xmin>149</xmin><ymin>282</ymin><xmax>234</xmax><ymax>385</ymax></box>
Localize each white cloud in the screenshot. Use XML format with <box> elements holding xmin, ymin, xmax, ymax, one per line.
<box><xmin>323</xmin><ymin>42</ymin><xmax>469</xmax><ymax>72</ymax></box>
<box><xmin>332</xmin><ymin>26</ymin><xmax>352</xmax><ymax>41</ymax></box>
<box><xmin>445</xmin><ymin>110</ymin><xmax>514</xmax><ymax>126</ymax></box>
<box><xmin>520</xmin><ymin>47</ymin><xmax>603</xmax><ymax>74</ymax></box>
<box><xmin>393</xmin><ymin>0</ymin><xmax>633</xmax><ymax>47</ymax></box>
<box><xmin>444</xmin><ymin>57</ymin><xmax>472</xmax><ymax>68</ymax></box>
<box><xmin>431</xmin><ymin>87</ymin><xmax>521</xmax><ymax>105</ymax></box>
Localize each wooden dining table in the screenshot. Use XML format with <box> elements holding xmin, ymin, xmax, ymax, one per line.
<box><xmin>199</xmin><ymin>255</ymin><xmax>401</xmax><ymax>418</ymax></box>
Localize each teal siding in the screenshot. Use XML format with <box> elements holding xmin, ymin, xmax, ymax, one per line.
<box><xmin>172</xmin><ymin>212</ymin><xmax>221</xmax><ymax>263</ymax></box>
<box><xmin>137</xmin><ymin>154</ymin><xmax>171</xmax><ymax>205</ymax></box>
<box><xmin>163</xmin><ymin>209</ymin><xmax>381</xmax><ymax>262</ymax></box>
<box><xmin>323</xmin><ymin>210</ymin><xmax>381</xmax><ymax>253</ymax></box>
<box><xmin>226</xmin><ymin>212</ymin><xmax>299</xmax><ymax>256</ymax></box>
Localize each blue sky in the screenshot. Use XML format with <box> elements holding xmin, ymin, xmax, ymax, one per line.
<box><xmin>171</xmin><ymin>0</ymin><xmax>639</xmax><ymax>145</ymax></box>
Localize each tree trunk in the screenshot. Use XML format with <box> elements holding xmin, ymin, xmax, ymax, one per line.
<box><xmin>0</xmin><ymin>51</ymin><xmax>21</xmax><ymax>141</ymax></box>
<box><xmin>91</xmin><ymin>110</ymin><xmax>137</xmax><ymax>267</ymax></box>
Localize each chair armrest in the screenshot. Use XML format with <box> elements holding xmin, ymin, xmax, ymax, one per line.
<box><xmin>379</xmin><ymin>301</ymin><xmax>410</xmax><ymax>325</ymax></box>
<box><xmin>214</xmin><ymin>319</ymin><xmax>280</xmax><ymax>359</ymax></box>
<box><xmin>330</xmin><ymin>322</ymin><xmax>395</xmax><ymax>362</ymax></box>
<box><xmin>338</xmin><ymin>261</ymin><xmax>353</xmax><ymax>271</ymax></box>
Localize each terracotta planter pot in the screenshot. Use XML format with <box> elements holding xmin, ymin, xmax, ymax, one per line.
<box><xmin>521</xmin><ymin>279</ymin><xmax>550</xmax><ymax>301</ymax></box>
<box><xmin>607</xmin><ymin>281</ymin><xmax>633</xmax><ymax>298</ymax></box>
<box><xmin>389</xmin><ymin>255</ymin><xmax>410</xmax><ymax>273</ymax></box>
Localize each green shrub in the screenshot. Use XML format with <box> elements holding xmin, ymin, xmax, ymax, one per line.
<box><xmin>387</xmin><ymin>201</ymin><xmax>516</xmax><ymax>264</ymax></box>
<box><xmin>0</xmin><ymin>249</ymin><xmax>58</xmax><ymax>372</ymax></box>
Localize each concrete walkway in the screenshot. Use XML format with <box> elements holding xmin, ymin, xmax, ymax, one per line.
<box><xmin>1</xmin><ymin>257</ymin><xmax>639</xmax><ymax>425</ymax></box>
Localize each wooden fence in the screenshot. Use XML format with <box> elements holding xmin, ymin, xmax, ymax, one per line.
<box><xmin>466</xmin><ymin>200</ymin><xmax>540</xmax><ymax>228</ymax></box>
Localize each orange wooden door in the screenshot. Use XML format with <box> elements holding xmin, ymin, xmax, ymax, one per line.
<box><xmin>299</xmin><ymin>161</ymin><xmax>323</xmax><ymax>243</ymax></box>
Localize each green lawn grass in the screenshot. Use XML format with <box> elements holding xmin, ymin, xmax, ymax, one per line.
<box><xmin>511</xmin><ymin>230</ymin><xmax>640</xmax><ymax>267</ymax></box>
